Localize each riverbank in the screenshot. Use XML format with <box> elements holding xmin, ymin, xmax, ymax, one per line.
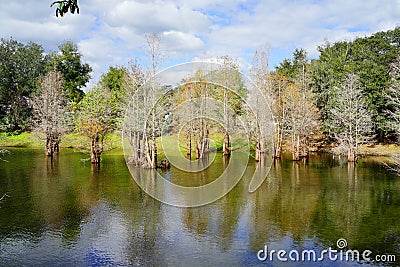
<box><xmin>1</xmin><ymin>132</ymin><xmax>400</xmax><ymax>157</ymax></box>
<box><xmin>0</xmin><ymin>132</ymin><xmax>121</xmax><ymax>152</ymax></box>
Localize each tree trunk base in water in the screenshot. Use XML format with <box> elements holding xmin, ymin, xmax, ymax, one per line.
<box><xmin>348</xmin><ymin>149</ymin><xmax>357</xmax><ymax>162</ymax></box>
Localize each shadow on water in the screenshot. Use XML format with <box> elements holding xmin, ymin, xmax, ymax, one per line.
<box><xmin>0</xmin><ymin>149</ymin><xmax>399</xmax><ymax>266</ymax></box>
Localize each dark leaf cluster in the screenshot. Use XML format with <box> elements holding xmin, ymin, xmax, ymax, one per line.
<box><xmin>51</xmin><ymin>0</ymin><xmax>79</xmax><ymax>17</ymax></box>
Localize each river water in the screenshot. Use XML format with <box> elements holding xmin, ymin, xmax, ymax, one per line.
<box><xmin>0</xmin><ymin>148</ymin><xmax>399</xmax><ymax>266</ymax></box>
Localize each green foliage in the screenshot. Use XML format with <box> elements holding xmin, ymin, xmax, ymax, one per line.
<box><xmin>276</xmin><ymin>48</ymin><xmax>308</xmax><ymax>82</ymax></box>
<box><xmin>49</xmin><ymin>41</ymin><xmax>92</xmax><ymax>103</ymax></box>
<box><xmin>0</xmin><ymin>132</ymin><xmax>44</xmax><ymax>147</ymax></box>
<box><xmin>98</xmin><ymin>66</ymin><xmax>130</xmax><ymax>129</ymax></box>
<box><xmin>99</xmin><ymin>66</ymin><xmax>128</xmax><ymax>104</ymax></box>
<box><xmin>76</xmin><ymin>85</ymin><xmax>118</xmax><ymax>140</ymax></box>
<box><xmin>0</xmin><ymin>38</ymin><xmax>47</xmax><ymax>132</ymax></box>
<box><xmin>311</xmin><ymin>28</ymin><xmax>400</xmax><ymax>138</ymax></box>
<box><xmin>51</xmin><ymin>0</ymin><xmax>79</xmax><ymax>17</ymax></box>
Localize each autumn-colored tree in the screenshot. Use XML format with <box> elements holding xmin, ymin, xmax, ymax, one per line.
<box><xmin>281</xmin><ymin>83</ymin><xmax>319</xmax><ymax>161</ymax></box>
<box><xmin>269</xmin><ymin>73</ymin><xmax>291</xmax><ymax>158</ymax></box>
<box><xmin>76</xmin><ymin>86</ymin><xmax>117</xmax><ymax>164</ymax></box>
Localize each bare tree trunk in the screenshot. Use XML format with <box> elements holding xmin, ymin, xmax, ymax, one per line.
<box><xmin>52</xmin><ymin>133</ymin><xmax>60</xmax><ymax>153</ymax></box>
<box><xmin>91</xmin><ymin>136</ymin><xmax>102</xmax><ymax>164</ymax></box>
<box><xmin>274</xmin><ymin>125</ymin><xmax>282</xmax><ymax>158</ymax></box>
<box><xmin>348</xmin><ymin>146</ymin><xmax>356</xmax><ymax>162</ymax></box>
<box><xmin>300</xmin><ymin>136</ymin><xmax>309</xmax><ymax>158</ymax></box>
<box><xmin>186</xmin><ymin>130</ymin><xmax>192</xmax><ymax>156</ymax></box>
<box><xmin>204</xmin><ymin>128</ymin><xmax>210</xmax><ymax>153</ymax></box>
<box><xmin>151</xmin><ymin>136</ymin><xmax>157</xmax><ymax>169</ymax></box>
<box><xmin>45</xmin><ymin>135</ymin><xmax>53</xmax><ymax>157</ymax></box>
<box><xmin>143</xmin><ymin>135</ymin><xmax>153</xmax><ymax>168</ymax></box>
<box><xmin>255</xmin><ymin>140</ymin><xmax>261</xmax><ymax>162</ymax></box>
<box><xmin>196</xmin><ymin>119</ymin><xmax>209</xmax><ymax>159</ymax></box>
<box><xmin>223</xmin><ymin>131</ymin><xmax>230</xmax><ymax>156</ymax></box>
<box><xmin>292</xmin><ymin>133</ymin><xmax>300</xmax><ymax>161</ymax></box>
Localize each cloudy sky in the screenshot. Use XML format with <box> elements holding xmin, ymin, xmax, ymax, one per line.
<box><xmin>1</xmin><ymin>0</ymin><xmax>399</xmax><ymax>88</ymax></box>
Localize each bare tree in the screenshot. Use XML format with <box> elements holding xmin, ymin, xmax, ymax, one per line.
<box><xmin>329</xmin><ymin>74</ymin><xmax>373</xmax><ymax>162</ymax></box>
<box><xmin>124</xmin><ymin>62</ymin><xmax>148</xmax><ymax>166</ymax></box>
<box><xmin>384</xmin><ymin>54</ymin><xmax>400</xmax><ymax>173</ymax></box>
<box><xmin>146</xmin><ymin>33</ymin><xmax>164</xmax><ymax>168</ymax></box>
<box><xmin>31</xmin><ymin>70</ymin><xmax>70</xmax><ymax>157</ymax></box>
<box><xmin>281</xmin><ymin>83</ymin><xmax>319</xmax><ymax>161</ymax></box>
<box><xmin>386</xmin><ymin>54</ymin><xmax>400</xmax><ymax>138</ymax></box>
<box><xmin>250</xmin><ymin>47</ymin><xmax>274</xmax><ymax>161</ymax></box>
<box><xmin>213</xmin><ymin>56</ymin><xmax>243</xmax><ymax>157</ymax></box>
<box><xmin>124</xmin><ymin>33</ymin><xmax>165</xmax><ymax>168</ymax></box>
<box><xmin>180</xmin><ymin>73</ymin><xmax>211</xmax><ymax>159</ymax></box>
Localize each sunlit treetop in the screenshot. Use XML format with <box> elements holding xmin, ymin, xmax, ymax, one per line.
<box><xmin>51</xmin><ymin>0</ymin><xmax>79</xmax><ymax>17</ymax></box>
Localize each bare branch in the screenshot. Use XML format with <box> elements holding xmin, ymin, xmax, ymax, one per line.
<box><xmin>329</xmin><ymin>73</ymin><xmax>373</xmax><ymax>161</ymax></box>
<box><xmin>0</xmin><ymin>192</ymin><xmax>9</xmax><ymax>202</ymax></box>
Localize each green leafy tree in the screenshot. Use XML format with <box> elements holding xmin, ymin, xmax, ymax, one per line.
<box><xmin>99</xmin><ymin>66</ymin><xmax>128</xmax><ymax>110</ymax></box>
<box><xmin>95</xmin><ymin>66</ymin><xmax>130</xmax><ymax>132</ymax></box>
<box><xmin>76</xmin><ymin>85</ymin><xmax>118</xmax><ymax>164</ymax></box>
<box><xmin>276</xmin><ymin>48</ymin><xmax>309</xmax><ymax>84</ymax></box>
<box><xmin>0</xmin><ymin>38</ymin><xmax>47</xmax><ymax>132</ymax></box>
<box><xmin>50</xmin><ymin>41</ymin><xmax>92</xmax><ymax>103</ymax></box>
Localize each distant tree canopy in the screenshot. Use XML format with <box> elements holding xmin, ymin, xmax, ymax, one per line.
<box><xmin>276</xmin><ymin>48</ymin><xmax>309</xmax><ymax>83</ymax></box>
<box><xmin>0</xmin><ymin>38</ymin><xmax>91</xmax><ymax>132</ymax></box>
<box><xmin>2</xmin><ymin>27</ymin><xmax>400</xmax><ymax>162</ymax></box>
<box><xmin>0</xmin><ymin>38</ymin><xmax>48</xmax><ymax>132</ymax></box>
<box><xmin>51</xmin><ymin>0</ymin><xmax>79</xmax><ymax>17</ymax></box>
<box><xmin>49</xmin><ymin>41</ymin><xmax>92</xmax><ymax>103</ymax></box>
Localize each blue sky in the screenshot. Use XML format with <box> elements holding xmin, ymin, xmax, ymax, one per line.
<box><xmin>0</xmin><ymin>0</ymin><xmax>399</xmax><ymax>89</ymax></box>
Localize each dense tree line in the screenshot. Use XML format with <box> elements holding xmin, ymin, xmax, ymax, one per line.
<box><xmin>311</xmin><ymin>27</ymin><xmax>400</xmax><ymax>140</ymax></box>
<box><xmin>1</xmin><ymin>27</ymin><xmax>400</xmax><ymax>164</ymax></box>
<box><xmin>271</xmin><ymin>27</ymin><xmax>400</xmax><ymax>161</ymax></box>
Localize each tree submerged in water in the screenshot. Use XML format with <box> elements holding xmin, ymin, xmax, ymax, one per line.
<box><xmin>76</xmin><ymin>86</ymin><xmax>118</xmax><ymax>164</ymax></box>
<box><xmin>329</xmin><ymin>74</ymin><xmax>373</xmax><ymax>162</ymax></box>
<box><xmin>31</xmin><ymin>70</ymin><xmax>70</xmax><ymax>157</ymax></box>
<box><xmin>123</xmin><ymin>33</ymin><xmax>164</xmax><ymax>169</ymax></box>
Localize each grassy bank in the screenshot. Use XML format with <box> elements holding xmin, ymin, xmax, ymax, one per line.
<box><xmin>358</xmin><ymin>143</ymin><xmax>400</xmax><ymax>156</ymax></box>
<box><xmin>1</xmin><ymin>132</ymin><xmax>400</xmax><ymax>157</ymax></box>
<box><xmin>0</xmin><ymin>132</ymin><xmax>122</xmax><ymax>152</ymax></box>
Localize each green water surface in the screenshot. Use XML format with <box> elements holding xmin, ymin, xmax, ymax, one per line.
<box><xmin>0</xmin><ymin>148</ymin><xmax>399</xmax><ymax>266</ymax></box>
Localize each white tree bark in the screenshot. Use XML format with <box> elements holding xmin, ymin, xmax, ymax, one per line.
<box><xmin>30</xmin><ymin>70</ymin><xmax>69</xmax><ymax>157</ymax></box>
<box><xmin>330</xmin><ymin>74</ymin><xmax>373</xmax><ymax>162</ymax></box>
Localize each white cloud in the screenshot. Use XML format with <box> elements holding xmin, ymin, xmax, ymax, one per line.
<box><xmin>163</xmin><ymin>31</ymin><xmax>204</xmax><ymax>52</ymax></box>
<box><xmin>0</xmin><ymin>0</ymin><xmax>399</xmax><ymax>89</ymax></box>
<box><xmin>105</xmin><ymin>1</ymin><xmax>210</xmax><ymax>34</ymax></box>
